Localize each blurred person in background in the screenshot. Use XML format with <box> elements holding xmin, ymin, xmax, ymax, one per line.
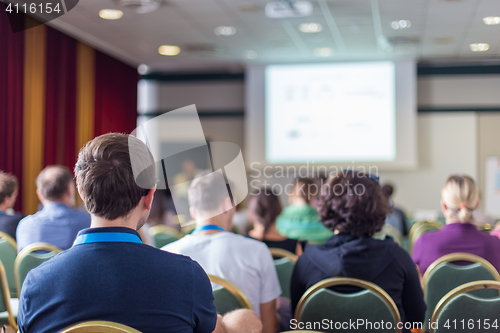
<box><xmin>0</xmin><ymin>171</ymin><xmax>23</xmax><ymax>239</ymax></box>
<box><xmin>381</xmin><ymin>183</ymin><xmax>408</xmax><ymax>237</ymax></box>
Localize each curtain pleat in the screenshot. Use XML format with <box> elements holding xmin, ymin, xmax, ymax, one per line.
<box><xmin>75</xmin><ymin>42</ymin><xmax>95</xmax><ymax>154</ymax></box>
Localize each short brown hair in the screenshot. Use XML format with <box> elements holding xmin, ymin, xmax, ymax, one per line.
<box><xmin>0</xmin><ymin>172</ymin><xmax>18</xmax><ymax>204</ymax></box>
<box><xmin>316</xmin><ymin>171</ymin><xmax>389</xmax><ymax>237</ymax></box>
<box><xmin>74</xmin><ymin>133</ymin><xmax>156</xmax><ymax>220</ymax></box>
<box><xmin>36</xmin><ymin>166</ymin><xmax>74</xmax><ymax>201</ymax></box>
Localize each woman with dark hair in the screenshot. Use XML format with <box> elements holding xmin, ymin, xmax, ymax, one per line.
<box><xmin>290</xmin><ymin>172</ymin><xmax>425</xmax><ymax>330</ymax></box>
<box><xmin>248</xmin><ymin>188</ymin><xmax>302</xmax><ymax>255</ymax></box>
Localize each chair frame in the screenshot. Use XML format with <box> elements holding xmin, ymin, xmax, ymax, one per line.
<box><xmin>0</xmin><ymin>231</ymin><xmax>17</xmax><ymax>252</ymax></box>
<box><xmin>14</xmin><ymin>242</ymin><xmax>62</xmax><ymax>297</ymax></box>
<box><xmin>409</xmin><ymin>222</ymin><xmax>441</xmax><ymax>253</ymax></box>
<box><xmin>60</xmin><ymin>320</ymin><xmax>142</xmax><ymax>333</ymax></box>
<box><xmin>429</xmin><ymin>280</ymin><xmax>500</xmax><ymax>333</ymax></box>
<box><xmin>294</xmin><ymin>277</ymin><xmax>402</xmax><ymax>333</ymax></box>
<box><xmin>422</xmin><ymin>252</ymin><xmax>500</xmax><ymax>295</ymax></box>
<box><xmin>269</xmin><ymin>248</ymin><xmax>298</xmax><ymax>263</ymax></box>
<box><xmin>0</xmin><ymin>261</ymin><xmax>17</xmax><ymax>330</ymax></box>
<box><xmin>377</xmin><ymin>224</ymin><xmax>404</xmax><ymax>246</ymax></box>
<box><xmin>208</xmin><ymin>274</ymin><xmax>253</xmax><ymax>310</ymax></box>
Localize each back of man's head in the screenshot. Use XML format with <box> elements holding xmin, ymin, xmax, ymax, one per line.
<box><xmin>188</xmin><ymin>170</ymin><xmax>232</xmax><ymax>219</ymax></box>
<box><xmin>0</xmin><ymin>171</ymin><xmax>18</xmax><ymax>205</ymax></box>
<box><xmin>74</xmin><ymin>133</ymin><xmax>156</xmax><ymax>220</ymax></box>
<box><xmin>36</xmin><ymin>166</ymin><xmax>73</xmax><ymax>202</ymax></box>
<box><xmin>381</xmin><ymin>184</ymin><xmax>394</xmax><ymax>199</ymax></box>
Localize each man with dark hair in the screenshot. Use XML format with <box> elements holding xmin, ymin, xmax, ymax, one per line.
<box><xmin>16</xmin><ymin>165</ymin><xmax>90</xmax><ymax>252</ymax></box>
<box><xmin>17</xmin><ymin>133</ymin><xmax>255</xmax><ymax>333</ymax></box>
<box><xmin>0</xmin><ymin>171</ymin><xmax>23</xmax><ymax>239</ymax></box>
<box><xmin>381</xmin><ymin>183</ymin><xmax>408</xmax><ymax>236</ymax></box>
<box><xmin>163</xmin><ymin>170</ymin><xmax>281</xmax><ymax>333</ymax></box>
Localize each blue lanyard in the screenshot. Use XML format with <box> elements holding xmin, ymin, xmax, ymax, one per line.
<box><xmin>73</xmin><ymin>232</ymin><xmax>143</xmax><ymax>246</ymax></box>
<box><xmin>192</xmin><ymin>225</ymin><xmax>225</xmax><ymax>234</ymax></box>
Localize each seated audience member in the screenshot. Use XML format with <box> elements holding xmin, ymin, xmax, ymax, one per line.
<box><xmin>290</xmin><ymin>171</ymin><xmax>426</xmax><ymax>330</ymax></box>
<box><xmin>276</xmin><ymin>178</ymin><xmax>334</xmax><ymax>243</ymax></box>
<box><xmin>381</xmin><ymin>183</ymin><xmax>408</xmax><ymax>236</ymax></box>
<box><xmin>18</xmin><ymin>133</ymin><xmax>257</xmax><ymax>333</ymax></box>
<box><xmin>163</xmin><ymin>171</ymin><xmax>281</xmax><ymax>333</ymax></box>
<box><xmin>0</xmin><ymin>171</ymin><xmax>23</xmax><ymax>239</ymax></box>
<box><xmin>412</xmin><ymin>174</ymin><xmax>500</xmax><ymax>274</ymax></box>
<box><xmin>16</xmin><ymin>166</ymin><xmax>90</xmax><ymax>252</ymax></box>
<box><xmin>248</xmin><ymin>188</ymin><xmax>302</xmax><ymax>255</ymax></box>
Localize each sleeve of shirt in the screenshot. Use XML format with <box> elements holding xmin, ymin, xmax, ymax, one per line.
<box><xmin>17</xmin><ymin>270</ymin><xmax>34</xmax><ymax>333</ymax></box>
<box><xmin>191</xmin><ymin>261</ymin><xmax>217</xmax><ymax>333</ymax></box>
<box><xmin>15</xmin><ymin>218</ymin><xmax>28</xmax><ymax>253</ymax></box>
<box><xmin>259</xmin><ymin>245</ymin><xmax>282</xmax><ymax>304</ymax></box>
<box><xmin>397</xmin><ymin>249</ymin><xmax>426</xmax><ymax>324</ymax></box>
<box><xmin>411</xmin><ymin>237</ymin><xmax>422</xmax><ymax>269</ymax></box>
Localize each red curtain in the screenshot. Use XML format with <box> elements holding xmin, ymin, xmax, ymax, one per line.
<box><xmin>44</xmin><ymin>27</ymin><xmax>77</xmax><ymax>169</ymax></box>
<box><xmin>0</xmin><ymin>5</ymin><xmax>25</xmax><ymax>212</ymax></box>
<box><xmin>94</xmin><ymin>51</ymin><xmax>138</xmax><ymax>136</ymax></box>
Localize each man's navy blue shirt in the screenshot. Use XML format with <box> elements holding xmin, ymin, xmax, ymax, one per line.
<box><xmin>17</xmin><ymin>227</ymin><xmax>217</xmax><ymax>333</ymax></box>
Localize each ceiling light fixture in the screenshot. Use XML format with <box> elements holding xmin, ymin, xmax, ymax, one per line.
<box><xmin>469</xmin><ymin>43</ymin><xmax>490</xmax><ymax>52</ymax></box>
<box><xmin>99</xmin><ymin>9</ymin><xmax>124</xmax><ymax>20</ymax></box>
<box><xmin>314</xmin><ymin>47</ymin><xmax>334</xmax><ymax>57</ymax></box>
<box><xmin>158</xmin><ymin>45</ymin><xmax>181</xmax><ymax>56</ymax></box>
<box><xmin>214</xmin><ymin>26</ymin><xmax>237</xmax><ymax>36</ymax></box>
<box><xmin>391</xmin><ymin>20</ymin><xmax>411</xmax><ymax>30</ymax></box>
<box><xmin>483</xmin><ymin>16</ymin><xmax>500</xmax><ymax>25</ymax></box>
<box><xmin>242</xmin><ymin>50</ymin><xmax>258</xmax><ymax>59</ymax></box>
<box><xmin>299</xmin><ymin>23</ymin><xmax>322</xmax><ymax>33</ymax></box>
<box><xmin>137</xmin><ymin>64</ymin><xmax>149</xmax><ymax>75</ymax></box>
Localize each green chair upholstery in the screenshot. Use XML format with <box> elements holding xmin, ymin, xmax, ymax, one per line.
<box><xmin>269</xmin><ymin>248</ymin><xmax>298</xmax><ymax>300</ymax></box>
<box><xmin>148</xmin><ymin>225</ymin><xmax>181</xmax><ymax>248</ymax></box>
<box><xmin>295</xmin><ymin>277</ymin><xmax>402</xmax><ymax>333</ymax></box>
<box><xmin>423</xmin><ymin>253</ymin><xmax>500</xmax><ymax>330</ymax></box>
<box><xmin>0</xmin><ymin>260</ymin><xmax>18</xmax><ymax>330</ymax></box>
<box><xmin>430</xmin><ymin>281</ymin><xmax>500</xmax><ymax>333</ymax></box>
<box><xmin>208</xmin><ymin>275</ymin><xmax>252</xmax><ymax>316</ymax></box>
<box><xmin>0</xmin><ymin>232</ymin><xmax>17</xmax><ymax>297</ymax></box>
<box><xmin>15</xmin><ymin>243</ymin><xmax>62</xmax><ymax>297</ymax></box>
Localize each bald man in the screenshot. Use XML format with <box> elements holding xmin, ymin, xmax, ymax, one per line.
<box><xmin>16</xmin><ymin>165</ymin><xmax>90</xmax><ymax>252</ymax></box>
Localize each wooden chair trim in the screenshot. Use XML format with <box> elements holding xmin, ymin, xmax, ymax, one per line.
<box><xmin>208</xmin><ymin>274</ymin><xmax>253</xmax><ymax>311</ymax></box>
<box><xmin>294</xmin><ymin>277</ymin><xmax>402</xmax><ymax>333</ymax></box>
<box><xmin>429</xmin><ymin>280</ymin><xmax>500</xmax><ymax>333</ymax></box>
<box><xmin>269</xmin><ymin>248</ymin><xmax>298</xmax><ymax>263</ymax></box>
<box><xmin>60</xmin><ymin>320</ymin><xmax>142</xmax><ymax>333</ymax></box>
<box><xmin>14</xmin><ymin>242</ymin><xmax>62</xmax><ymax>297</ymax></box>
<box><xmin>0</xmin><ymin>231</ymin><xmax>17</xmax><ymax>252</ymax></box>
<box><xmin>422</xmin><ymin>252</ymin><xmax>500</xmax><ymax>295</ymax></box>
<box><xmin>147</xmin><ymin>225</ymin><xmax>182</xmax><ymax>239</ymax></box>
<box><xmin>0</xmin><ymin>261</ymin><xmax>17</xmax><ymax>330</ymax></box>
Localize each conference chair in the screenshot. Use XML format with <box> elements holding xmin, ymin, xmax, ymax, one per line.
<box><xmin>269</xmin><ymin>248</ymin><xmax>298</xmax><ymax>299</ymax></box>
<box><xmin>294</xmin><ymin>277</ymin><xmax>402</xmax><ymax>333</ymax></box>
<box><xmin>374</xmin><ymin>224</ymin><xmax>404</xmax><ymax>247</ymax></box>
<box><xmin>14</xmin><ymin>242</ymin><xmax>62</xmax><ymax>297</ymax></box>
<box><xmin>60</xmin><ymin>321</ymin><xmax>142</xmax><ymax>333</ymax></box>
<box><xmin>208</xmin><ymin>274</ymin><xmax>253</xmax><ymax>315</ymax></box>
<box><xmin>408</xmin><ymin>221</ymin><xmax>441</xmax><ymax>253</ymax></box>
<box><xmin>422</xmin><ymin>253</ymin><xmax>500</xmax><ymax>330</ymax></box>
<box><xmin>429</xmin><ymin>281</ymin><xmax>500</xmax><ymax>333</ymax></box>
<box><xmin>0</xmin><ymin>260</ymin><xmax>17</xmax><ymax>330</ymax></box>
<box><xmin>147</xmin><ymin>225</ymin><xmax>182</xmax><ymax>248</ymax></box>
<box><xmin>0</xmin><ymin>232</ymin><xmax>17</xmax><ymax>297</ymax></box>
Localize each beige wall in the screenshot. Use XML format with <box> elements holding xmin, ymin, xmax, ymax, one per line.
<box><xmin>478</xmin><ymin>114</ymin><xmax>500</xmax><ymax>213</ymax></box>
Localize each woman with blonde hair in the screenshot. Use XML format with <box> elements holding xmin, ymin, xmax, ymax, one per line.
<box><xmin>412</xmin><ymin>174</ymin><xmax>500</xmax><ymax>273</ymax></box>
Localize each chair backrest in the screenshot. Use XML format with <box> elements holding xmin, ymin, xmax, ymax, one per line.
<box><xmin>148</xmin><ymin>225</ymin><xmax>181</xmax><ymax>248</ymax></box>
<box><xmin>0</xmin><ymin>260</ymin><xmax>17</xmax><ymax>330</ymax></box>
<box><xmin>409</xmin><ymin>222</ymin><xmax>441</xmax><ymax>253</ymax></box>
<box><xmin>295</xmin><ymin>277</ymin><xmax>402</xmax><ymax>333</ymax></box>
<box><xmin>15</xmin><ymin>242</ymin><xmax>62</xmax><ymax>297</ymax></box>
<box><xmin>374</xmin><ymin>225</ymin><xmax>404</xmax><ymax>246</ymax></box>
<box><xmin>422</xmin><ymin>253</ymin><xmax>500</xmax><ymax>329</ymax></box>
<box><xmin>430</xmin><ymin>281</ymin><xmax>500</xmax><ymax>333</ymax></box>
<box><xmin>269</xmin><ymin>248</ymin><xmax>297</xmax><ymax>299</ymax></box>
<box><xmin>0</xmin><ymin>231</ymin><xmax>17</xmax><ymax>297</ymax></box>
<box><xmin>60</xmin><ymin>321</ymin><xmax>142</xmax><ymax>333</ymax></box>
<box><xmin>208</xmin><ymin>274</ymin><xmax>252</xmax><ymax>315</ymax></box>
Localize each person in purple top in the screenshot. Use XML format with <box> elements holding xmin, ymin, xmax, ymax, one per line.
<box><xmin>412</xmin><ymin>174</ymin><xmax>500</xmax><ymax>274</ymax></box>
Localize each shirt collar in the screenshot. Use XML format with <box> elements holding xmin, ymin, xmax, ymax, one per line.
<box><xmin>77</xmin><ymin>226</ymin><xmax>141</xmax><ymax>238</ymax></box>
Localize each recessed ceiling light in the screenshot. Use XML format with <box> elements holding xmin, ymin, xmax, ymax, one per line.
<box><xmin>214</xmin><ymin>26</ymin><xmax>236</xmax><ymax>36</ymax></box>
<box><xmin>137</xmin><ymin>64</ymin><xmax>149</xmax><ymax>75</ymax></box>
<box><xmin>99</xmin><ymin>9</ymin><xmax>124</xmax><ymax>20</ymax></box>
<box><xmin>391</xmin><ymin>20</ymin><xmax>411</xmax><ymax>30</ymax></box>
<box><xmin>314</xmin><ymin>47</ymin><xmax>334</xmax><ymax>57</ymax></box>
<box><xmin>299</xmin><ymin>23</ymin><xmax>323</xmax><ymax>33</ymax></box>
<box><xmin>483</xmin><ymin>16</ymin><xmax>500</xmax><ymax>25</ymax></box>
<box><xmin>469</xmin><ymin>43</ymin><xmax>490</xmax><ymax>52</ymax></box>
<box><xmin>242</xmin><ymin>50</ymin><xmax>257</xmax><ymax>59</ymax></box>
<box><xmin>158</xmin><ymin>45</ymin><xmax>181</xmax><ymax>56</ymax></box>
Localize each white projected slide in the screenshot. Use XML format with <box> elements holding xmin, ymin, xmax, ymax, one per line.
<box><xmin>265</xmin><ymin>62</ymin><xmax>396</xmax><ymax>163</ymax></box>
